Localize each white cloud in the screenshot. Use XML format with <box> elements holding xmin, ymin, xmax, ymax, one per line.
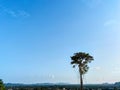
<box><xmin>104</xmin><ymin>20</ymin><xmax>117</xmax><ymax>26</ymax></box>
<box><xmin>17</xmin><ymin>10</ymin><xmax>30</xmax><ymax>17</ymax></box>
<box><xmin>112</xmin><ymin>67</ymin><xmax>120</xmax><ymax>74</ymax></box>
<box><xmin>82</xmin><ymin>0</ymin><xmax>102</xmax><ymax>8</ymax></box>
<box><xmin>91</xmin><ymin>66</ymin><xmax>101</xmax><ymax>71</ymax></box>
<box><xmin>0</xmin><ymin>5</ymin><xmax>30</xmax><ymax>18</ymax></box>
<box><xmin>48</xmin><ymin>74</ymin><xmax>55</xmax><ymax>79</ymax></box>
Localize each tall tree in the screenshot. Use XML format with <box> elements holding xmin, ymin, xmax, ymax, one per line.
<box><xmin>71</xmin><ymin>52</ymin><xmax>94</xmax><ymax>90</ymax></box>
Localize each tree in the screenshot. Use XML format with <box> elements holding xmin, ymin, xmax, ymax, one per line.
<box><xmin>70</xmin><ymin>52</ymin><xmax>94</xmax><ymax>90</ymax></box>
<box><xmin>0</xmin><ymin>79</ymin><xmax>5</xmax><ymax>90</ymax></box>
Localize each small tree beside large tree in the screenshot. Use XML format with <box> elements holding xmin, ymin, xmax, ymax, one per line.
<box><xmin>71</xmin><ymin>52</ymin><xmax>94</xmax><ymax>90</ymax></box>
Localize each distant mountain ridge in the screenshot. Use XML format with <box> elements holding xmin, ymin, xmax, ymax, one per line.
<box><xmin>5</xmin><ymin>82</ymin><xmax>120</xmax><ymax>87</ymax></box>
<box><xmin>115</xmin><ymin>82</ymin><xmax>120</xmax><ymax>85</ymax></box>
<box><xmin>5</xmin><ymin>82</ymin><xmax>70</xmax><ymax>87</ymax></box>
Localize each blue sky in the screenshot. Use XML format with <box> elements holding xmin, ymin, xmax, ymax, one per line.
<box><xmin>0</xmin><ymin>0</ymin><xmax>120</xmax><ymax>84</ymax></box>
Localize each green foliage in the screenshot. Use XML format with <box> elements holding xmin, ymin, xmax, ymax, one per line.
<box><xmin>0</xmin><ymin>79</ymin><xmax>5</xmax><ymax>90</ymax></box>
<box><xmin>71</xmin><ymin>52</ymin><xmax>94</xmax><ymax>74</ymax></box>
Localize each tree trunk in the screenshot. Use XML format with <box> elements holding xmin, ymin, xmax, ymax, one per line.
<box><xmin>79</xmin><ymin>67</ymin><xmax>83</xmax><ymax>90</ymax></box>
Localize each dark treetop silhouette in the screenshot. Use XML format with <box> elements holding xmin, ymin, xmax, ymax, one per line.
<box><xmin>0</xmin><ymin>79</ymin><xmax>5</xmax><ymax>90</ymax></box>
<box><xmin>71</xmin><ymin>52</ymin><xmax>94</xmax><ymax>90</ymax></box>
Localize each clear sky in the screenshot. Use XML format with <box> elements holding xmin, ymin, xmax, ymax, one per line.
<box><xmin>0</xmin><ymin>0</ymin><xmax>120</xmax><ymax>84</ymax></box>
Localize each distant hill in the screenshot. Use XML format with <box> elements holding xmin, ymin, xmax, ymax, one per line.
<box><xmin>4</xmin><ymin>82</ymin><xmax>120</xmax><ymax>87</ymax></box>
<box><xmin>5</xmin><ymin>82</ymin><xmax>69</xmax><ymax>87</ymax></box>
<box><xmin>114</xmin><ymin>82</ymin><xmax>120</xmax><ymax>86</ymax></box>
